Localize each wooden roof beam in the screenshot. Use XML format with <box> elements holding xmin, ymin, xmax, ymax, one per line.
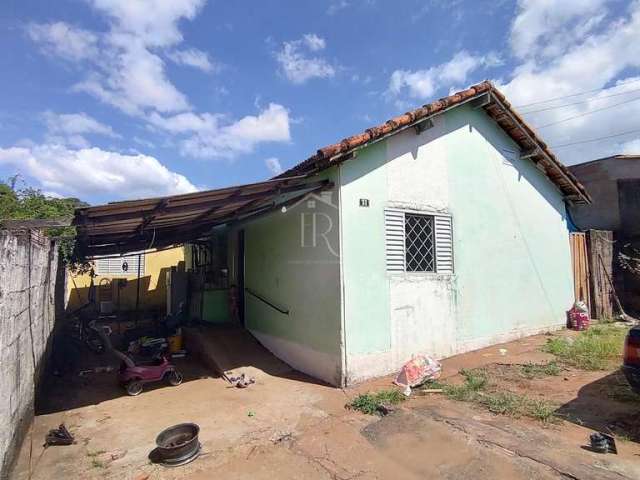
<box><xmin>136</xmin><ymin>198</ymin><xmax>169</xmax><ymax>234</ymax></box>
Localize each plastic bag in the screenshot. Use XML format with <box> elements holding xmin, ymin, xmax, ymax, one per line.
<box><xmin>573</xmin><ymin>300</ymin><xmax>588</xmax><ymax>313</ymax></box>
<box><xmin>394</xmin><ymin>355</ymin><xmax>442</xmax><ymax>395</ymax></box>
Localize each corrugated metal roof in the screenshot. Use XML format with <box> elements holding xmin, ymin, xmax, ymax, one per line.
<box><xmin>73</xmin><ymin>176</ymin><xmax>332</xmax><ymax>257</ymax></box>
<box><xmin>278</xmin><ymin>81</ymin><xmax>590</xmax><ymax>204</ymax></box>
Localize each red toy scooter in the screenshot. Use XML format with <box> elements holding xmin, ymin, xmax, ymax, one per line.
<box><xmin>96</xmin><ymin>325</ymin><xmax>183</xmax><ymax>396</ymax></box>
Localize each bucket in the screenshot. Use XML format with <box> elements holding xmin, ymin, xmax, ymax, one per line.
<box><xmin>567</xmin><ymin>309</ymin><xmax>590</xmax><ymax>331</ymax></box>
<box><xmin>168</xmin><ymin>329</ymin><xmax>183</xmax><ymax>353</ymax></box>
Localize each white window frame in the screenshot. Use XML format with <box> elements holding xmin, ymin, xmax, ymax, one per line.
<box><xmin>385</xmin><ymin>208</ymin><xmax>454</xmax><ymax>275</ymax></box>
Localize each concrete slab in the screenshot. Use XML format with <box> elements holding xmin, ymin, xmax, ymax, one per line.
<box><xmin>9</xmin><ymin>329</ymin><xmax>640</xmax><ymax>479</ymax></box>
<box><xmin>184</xmin><ymin>325</ymin><xmax>295</xmax><ymax>381</ymax></box>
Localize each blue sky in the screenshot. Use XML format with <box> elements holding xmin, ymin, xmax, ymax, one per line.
<box><xmin>1</xmin><ymin>0</ymin><xmax>640</xmax><ymax>204</ymax></box>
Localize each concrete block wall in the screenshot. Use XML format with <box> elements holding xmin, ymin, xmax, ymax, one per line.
<box><xmin>0</xmin><ymin>230</ymin><xmax>58</xmax><ymax>478</ymax></box>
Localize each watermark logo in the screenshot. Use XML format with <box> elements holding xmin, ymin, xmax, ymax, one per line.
<box><xmin>287</xmin><ymin>190</ymin><xmax>339</xmax><ymax>259</ymax></box>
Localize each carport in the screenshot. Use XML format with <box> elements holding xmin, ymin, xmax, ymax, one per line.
<box><xmin>71</xmin><ymin>175</ymin><xmax>334</xmax><ymax>378</ymax></box>
<box><xmin>73</xmin><ymin>175</ymin><xmax>331</xmax><ymax>257</ymax></box>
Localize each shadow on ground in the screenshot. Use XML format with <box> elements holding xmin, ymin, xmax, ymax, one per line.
<box><xmin>36</xmin><ymin>323</ymin><xmax>328</xmax><ymax>415</ymax></box>
<box><xmin>556</xmin><ymin>370</ymin><xmax>640</xmax><ymax>442</ymax></box>
<box><xmin>36</xmin><ymin>331</ymin><xmax>213</xmax><ymax>415</ymax></box>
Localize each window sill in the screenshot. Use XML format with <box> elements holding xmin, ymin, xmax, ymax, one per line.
<box><xmin>387</xmin><ymin>271</ymin><xmax>455</xmax><ymax>279</ymax></box>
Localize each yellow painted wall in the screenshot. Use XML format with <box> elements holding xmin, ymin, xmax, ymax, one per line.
<box><xmin>66</xmin><ymin>247</ymin><xmax>185</xmax><ymax>313</ymax></box>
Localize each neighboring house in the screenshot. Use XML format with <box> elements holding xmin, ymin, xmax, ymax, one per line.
<box><xmin>72</xmin><ymin>81</ymin><xmax>590</xmax><ymax>386</ymax></box>
<box><xmin>568</xmin><ymin>155</ymin><xmax>640</xmax><ymax>235</ymax></box>
<box><xmin>568</xmin><ymin>155</ymin><xmax>640</xmax><ymax>314</ymax></box>
<box><xmin>67</xmin><ymin>247</ymin><xmax>185</xmax><ymax>315</ymax></box>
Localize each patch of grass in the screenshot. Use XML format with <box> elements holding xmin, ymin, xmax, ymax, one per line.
<box><xmin>477</xmin><ymin>391</ymin><xmax>557</xmax><ymax>422</ymax></box>
<box><xmin>421</xmin><ymin>379</ymin><xmax>447</xmax><ymax>389</ymax></box>
<box><xmin>86</xmin><ymin>449</ymin><xmax>106</xmax><ymax>458</ymax></box>
<box><xmin>90</xmin><ymin>459</ymin><xmax>105</xmax><ymax>469</ymax></box>
<box><xmin>542</xmin><ymin>325</ymin><xmax>626</xmax><ymax>370</ymax></box>
<box><xmin>476</xmin><ymin>390</ymin><xmax>520</xmax><ymax>414</ymax></box>
<box><xmin>614</xmin><ymin>432</ymin><xmax>633</xmax><ymax>443</ymax></box>
<box><xmin>440</xmin><ymin>368</ymin><xmax>558</xmax><ymax>423</ymax></box>
<box><xmin>520</xmin><ymin>361</ymin><xmax>561</xmax><ymax>379</ymax></box>
<box><xmin>348</xmin><ymin>389</ymin><xmax>406</xmax><ymax>415</ymax></box>
<box><xmin>442</xmin><ymin>369</ymin><xmax>488</xmax><ymax>401</ymax></box>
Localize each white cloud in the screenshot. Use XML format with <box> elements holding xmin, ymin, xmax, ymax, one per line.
<box><xmin>147</xmin><ymin>111</ymin><xmax>219</xmax><ymax>134</ymax></box>
<box><xmin>389</xmin><ymin>69</ymin><xmax>436</xmax><ymax>99</ymax></box>
<box><xmin>302</xmin><ymin>33</ymin><xmax>326</xmax><ymax>51</ymax></box>
<box><xmin>510</xmin><ymin>0</ymin><xmax>608</xmax><ymax>59</ymax></box>
<box><xmin>167</xmin><ymin>48</ymin><xmax>217</xmax><ymax>72</ymax></box>
<box><xmin>87</xmin><ymin>0</ymin><xmax>205</xmax><ymax>47</ymax></box>
<box><xmin>42</xmin><ymin>111</ymin><xmax>119</xmax><ymax>148</ymax></box>
<box><xmin>149</xmin><ymin>103</ymin><xmax>291</xmax><ymax>159</ymax></box>
<box><xmin>327</xmin><ymin>0</ymin><xmax>350</xmax><ymax>15</ymax></box>
<box><xmin>265</xmin><ymin>157</ymin><xmax>283</xmax><ymax>175</ymax></box>
<box><xmin>388</xmin><ymin>50</ymin><xmax>499</xmax><ymax>101</ymax></box>
<box><xmin>0</xmin><ymin>144</ymin><xmax>197</xmax><ymax>199</ymax></box>
<box><xmin>621</xmin><ymin>138</ymin><xmax>640</xmax><ymax>155</ymax></box>
<box><xmin>27</xmin><ymin>2</ymin><xmax>292</xmax><ymax>163</ymax></box>
<box><xmin>28</xmin><ymin>2</ymin><xmax>202</xmax><ymax>115</ymax></box>
<box><xmin>276</xmin><ymin>34</ymin><xmax>336</xmax><ymax>84</ymax></box>
<box><xmin>71</xmin><ymin>37</ymin><xmax>191</xmax><ymax>115</ymax></box>
<box><xmin>26</xmin><ymin>22</ymin><xmax>98</xmax><ymax>61</ymax></box>
<box><xmin>133</xmin><ymin>136</ymin><xmax>157</xmax><ymax>149</ymax></box>
<box><xmin>501</xmin><ymin>1</ymin><xmax>640</xmax><ymax>164</ymax></box>
<box><xmin>43</xmin><ymin>111</ymin><xmax>118</xmax><ymax>140</ymax></box>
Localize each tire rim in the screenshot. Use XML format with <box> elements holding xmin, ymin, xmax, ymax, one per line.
<box><xmin>127</xmin><ymin>381</ymin><xmax>143</xmax><ymax>395</ymax></box>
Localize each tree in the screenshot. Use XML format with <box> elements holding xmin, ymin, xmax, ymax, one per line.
<box><xmin>619</xmin><ymin>243</ymin><xmax>640</xmax><ymax>276</ymax></box>
<box><xmin>0</xmin><ymin>176</ymin><xmax>90</xmax><ymax>271</ymax></box>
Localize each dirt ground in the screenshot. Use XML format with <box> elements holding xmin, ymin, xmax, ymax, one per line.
<box><xmin>11</xmin><ymin>330</ymin><xmax>640</xmax><ymax>480</ymax></box>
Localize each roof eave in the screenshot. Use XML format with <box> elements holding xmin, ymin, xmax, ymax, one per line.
<box><xmin>279</xmin><ymin>81</ymin><xmax>591</xmax><ymax>204</ymax></box>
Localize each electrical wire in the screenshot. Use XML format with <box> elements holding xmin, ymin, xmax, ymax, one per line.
<box><xmin>514</xmin><ymin>78</ymin><xmax>640</xmax><ymax>108</ymax></box>
<box><xmin>550</xmin><ymin>127</ymin><xmax>640</xmax><ymax>149</ymax></box>
<box><xmin>520</xmin><ymin>86</ymin><xmax>640</xmax><ymax>114</ymax></box>
<box><xmin>535</xmin><ymin>95</ymin><xmax>640</xmax><ymax>129</ymax></box>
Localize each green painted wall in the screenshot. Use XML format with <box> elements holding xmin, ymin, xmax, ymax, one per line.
<box><xmin>340</xmin><ymin>103</ymin><xmax>574</xmax><ymax>371</ymax></box>
<box><xmin>202</xmin><ymin>289</ymin><xmax>230</xmax><ymax>323</ymax></box>
<box><xmin>339</xmin><ymin>141</ymin><xmax>391</xmax><ymax>355</ymax></box>
<box><xmin>445</xmin><ymin>105</ymin><xmax>573</xmax><ymax>342</ymax></box>
<box><xmin>243</xmin><ymin>170</ymin><xmax>342</xmax><ymax>357</ymax></box>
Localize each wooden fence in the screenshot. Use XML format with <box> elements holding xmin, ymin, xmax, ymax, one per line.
<box><xmin>569</xmin><ymin>232</ymin><xmax>591</xmax><ymax>312</ymax></box>
<box><xmin>570</xmin><ymin>230</ymin><xmax>618</xmax><ymax>320</ymax></box>
<box><xmin>586</xmin><ymin>230</ymin><xmax>615</xmax><ymax>319</ymax></box>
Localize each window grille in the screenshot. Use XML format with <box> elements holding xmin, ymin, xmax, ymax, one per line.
<box><xmin>385</xmin><ymin>209</ymin><xmax>453</xmax><ymax>274</ymax></box>
<box><xmin>405</xmin><ymin>213</ymin><xmax>435</xmax><ymax>272</ymax></box>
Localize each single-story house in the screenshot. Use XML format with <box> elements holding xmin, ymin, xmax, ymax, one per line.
<box><xmin>71</xmin><ymin>81</ymin><xmax>590</xmax><ymax>386</ymax></box>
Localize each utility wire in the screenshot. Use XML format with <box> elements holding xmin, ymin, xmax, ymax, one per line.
<box><xmin>535</xmin><ymin>95</ymin><xmax>640</xmax><ymax>129</ymax></box>
<box><xmin>550</xmin><ymin>127</ymin><xmax>640</xmax><ymax>149</ymax></box>
<box><xmin>520</xmin><ymin>86</ymin><xmax>640</xmax><ymax>114</ymax></box>
<box><xmin>514</xmin><ymin>78</ymin><xmax>640</xmax><ymax>108</ymax></box>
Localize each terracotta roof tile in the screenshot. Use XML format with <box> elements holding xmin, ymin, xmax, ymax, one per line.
<box><xmin>278</xmin><ymin>81</ymin><xmax>590</xmax><ymax>204</ymax></box>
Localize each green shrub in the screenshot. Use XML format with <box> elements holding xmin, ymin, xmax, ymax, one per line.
<box><xmin>348</xmin><ymin>389</ymin><xmax>406</xmax><ymax>415</ymax></box>
<box><xmin>476</xmin><ymin>391</ymin><xmax>557</xmax><ymax>422</ymax></box>
<box><xmin>443</xmin><ymin>369</ymin><xmax>488</xmax><ymax>401</ymax></box>
<box><xmin>520</xmin><ymin>361</ymin><xmax>561</xmax><ymax>378</ymax></box>
<box><xmin>542</xmin><ymin>325</ymin><xmax>626</xmax><ymax>370</ymax></box>
<box><xmin>440</xmin><ymin>368</ymin><xmax>558</xmax><ymax>423</ymax></box>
